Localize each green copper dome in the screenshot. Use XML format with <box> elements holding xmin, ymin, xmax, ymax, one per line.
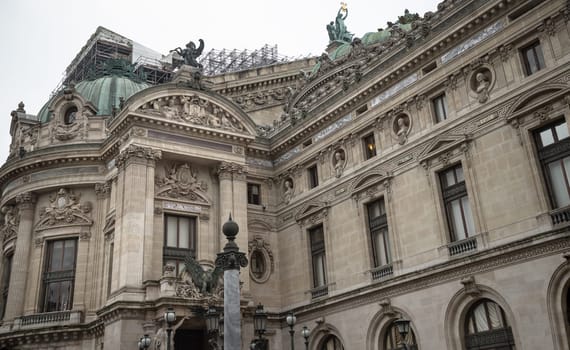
<box><xmin>38</xmin><ymin>60</ymin><xmax>150</xmax><ymax>123</ymax></box>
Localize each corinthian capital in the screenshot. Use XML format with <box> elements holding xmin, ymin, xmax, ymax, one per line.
<box><xmin>216</xmin><ymin>161</ymin><xmax>247</xmax><ymax>181</ymax></box>
<box><xmin>15</xmin><ymin>192</ymin><xmax>36</xmax><ymax>210</ymax></box>
<box><xmin>115</xmin><ymin>145</ymin><xmax>162</xmax><ymax>169</ymax></box>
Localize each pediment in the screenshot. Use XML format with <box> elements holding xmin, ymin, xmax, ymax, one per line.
<box><xmin>294</xmin><ymin>201</ymin><xmax>329</xmax><ymax>223</ymax></box>
<box><xmin>248</xmin><ymin>219</ymin><xmax>274</xmax><ymax>232</ymax></box>
<box><xmin>506</xmin><ymin>85</ymin><xmax>569</xmax><ymax>120</ymax></box>
<box><xmin>418</xmin><ymin>134</ymin><xmax>468</xmax><ymax>163</ymax></box>
<box><xmin>120</xmin><ymin>86</ymin><xmax>258</xmax><ymax>138</ymax></box>
<box><xmin>350</xmin><ymin>170</ymin><xmax>387</xmax><ymax>194</ymax></box>
<box><xmin>34</xmin><ymin>188</ymin><xmax>93</xmax><ymax>232</ymax></box>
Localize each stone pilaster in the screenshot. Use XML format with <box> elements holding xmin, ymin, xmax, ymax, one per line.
<box><xmin>5</xmin><ymin>192</ymin><xmax>35</xmax><ymax>320</ymax></box>
<box><xmin>88</xmin><ymin>182</ymin><xmax>111</xmax><ymax>311</ymax></box>
<box><xmin>114</xmin><ymin>145</ymin><xmax>161</xmax><ymax>297</ymax></box>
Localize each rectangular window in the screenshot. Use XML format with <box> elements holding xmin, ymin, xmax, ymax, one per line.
<box><xmin>367</xmin><ymin>199</ymin><xmax>391</xmax><ymax>267</ymax></box>
<box><xmin>107</xmin><ymin>242</ymin><xmax>114</xmax><ymax>298</ymax></box>
<box><xmin>247</xmin><ymin>183</ymin><xmax>261</xmax><ymax>205</ymax></box>
<box><xmin>0</xmin><ymin>254</ymin><xmax>12</xmax><ymax>319</ymax></box>
<box><xmin>440</xmin><ymin>164</ymin><xmax>476</xmax><ymax>241</ymax></box>
<box><xmin>535</xmin><ymin>119</ymin><xmax>570</xmax><ymax>208</ymax></box>
<box><xmin>363</xmin><ymin>133</ymin><xmax>377</xmax><ymax>159</ymax></box>
<box><xmin>433</xmin><ymin>94</ymin><xmax>448</xmax><ymax>123</ymax></box>
<box><xmin>521</xmin><ymin>41</ymin><xmax>545</xmax><ymax>76</ymax></box>
<box><xmin>308</xmin><ymin>165</ymin><xmax>319</xmax><ymax>189</ymax></box>
<box><xmin>42</xmin><ymin>239</ymin><xmax>77</xmax><ymax>312</ymax></box>
<box><xmin>164</xmin><ymin>215</ymin><xmax>197</xmax><ymax>274</ymax></box>
<box><xmin>309</xmin><ymin>225</ymin><xmax>327</xmax><ymax>288</ymax></box>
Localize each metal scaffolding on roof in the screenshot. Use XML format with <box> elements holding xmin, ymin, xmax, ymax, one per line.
<box><xmin>198</xmin><ymin>44</ymin><xmax>292</xmax><ymax>76</ymax></box>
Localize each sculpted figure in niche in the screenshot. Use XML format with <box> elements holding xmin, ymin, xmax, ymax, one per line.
<box><xmin>333</xmin><ymin>150</ymin><xmax>346</xmax><ymax>178</ymax></box>
<box><xmin>475</xmin><ymin>72</ymin><xmax>490</xmax><ymax>103</ymax></box>
<box><xmin>282</xmin><ymin>179</ymin><xmax>294</xmax><ymax>204</ymax></box>
<box><xmin>395</xmin><ymin>115</ymin><xmax>410</xmax><ymax>145</ymax></box>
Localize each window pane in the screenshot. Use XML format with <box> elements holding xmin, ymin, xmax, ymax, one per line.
<box><xmin>444</xmin><ymin>169</ymin><xmax>456</xmax><ymax>187</ymax></box>
<box><xmin>535</xmin><ymin>44</ymin><xmax>545</xmax><ymax>71</ymax></box>
<box><xmin>166</xmin><ymin>216</ymin><xmax>178</xmax><ymax>247</ymax></box>
<box><xmin>62</xmin><ymin>240</ymin><xmax>76</xmax><ymax>270</ymax></box>
<box><xmin>461</xmin><ymin>197</ymin><xmax>476</xmax><ymax>236</ymax></box>
<box><xmin>549</xmin><ymin>160</ymin><xmax>570</xmax><ymax>207</ymax></box>
<box><xmin>555</xmin><ymin>122</ymin><xmax>569</xmax><ymax>140</ymax></box>
<box><xmin>179</xmin><ymin>218</ymin><xmax>190</xmax><ymax>249</ymax></box>
<box><xmin>487</xmin><ymin>302</ymin><xmax>505</xmax><ymax>329</ymax></box>
<box><xmin>526</xmin><ymin>48</ymin><xmax>538</xmax><ymax>73</ymax></box>
<box><xmin>473</xmin><ymin>303</ymin><xmax>490</xmax><ymax>332</ymax></box>
<box><xmin>434</xmin><ymin>95</ymin><xmax>447</xmax><ymax>122</ymax></box>
<box><xmin>310</xmin><ymin>227</ymin><xmax>324</xmax><ymax>244</ymax></box>
<box><xmin>313</xmin><ymin>254</ymin><xmax>326</xmax><ymax>286</ymax></box>
<box><xmin>455</xmin><ymin>166</ymin><xmax>465</xmax><ymax>183</ymax></box>
<box><xmin>372</xmin><ymin>229</ymin><xmax>390</xmax><ymax>266</ymax></box>
<box><xmin>540</xmin><ymin>129</ymin><xmax>555</xmax><ymax>147</ymax></box>
<box><xmin>51</xmin><ymin>241</ymin><xmax>63</xmax><ymax>271</ymax></box>
<box><xmin>450</xmin><ymin>199</ymin><xmax>467</xmax><ymax>240</ymax></box>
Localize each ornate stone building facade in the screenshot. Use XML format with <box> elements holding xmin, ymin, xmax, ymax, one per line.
<box><xmin>1</xmin><ymin>0</ymin><xmax>570</xmax><ymax>349</ymax></box>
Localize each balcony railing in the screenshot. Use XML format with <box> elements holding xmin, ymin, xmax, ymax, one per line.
<box><xmin>448</xmin><ymin>236</ymin><xmax>477</xmax><ymax>256</ymax></box>
<box><xmin>17</xmin><ymin>310</ymin><xmax>81</xmax><ymax>329</ymax></box>
<box><xmin>310</xmin><ymin>285</ymin><xmax>329</xmax><ymax>299</ymax></box>
<box><xmin>551</xmin><ymin>206</ymin><xmax>570</xmax><ymax>225</ymax></box>
<box><xmin>465</xmin><ymin>327</ymin><xmax>515</xmax><ymax>349</ymax></box>
<box><xmin>371</xmin><ymin>264</ymin><xmax>393</xmax><ymax>281</ymax></box>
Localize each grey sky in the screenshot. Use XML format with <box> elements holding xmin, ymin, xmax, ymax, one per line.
<box><xmin>0</xmin><ymin>0</ymin><xmax>441</xmax><ymax>164</ymax></box>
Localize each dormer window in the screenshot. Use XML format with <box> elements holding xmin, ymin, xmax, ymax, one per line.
<box><xmin>64</xmin><ymin>106</ymin><xmax>78</xmax><ymax>125</ymax></box>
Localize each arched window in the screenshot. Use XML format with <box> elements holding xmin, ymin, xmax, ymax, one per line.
<box><xmin>464</xmin><ymin>299</ymin><xmax>515</xmax><ymax>350</ymax></box>
<box><xmin>319</xmin><ymin>335</ymin><xmax>344</xmax><ymax>350</ymax></box>
<box><xmin>383</xmin><ymin>321</ymin><xmax>418</xmax><ymax>350</ymax></box>
<box><xmin>64</xmin><ymin>106</ymin><xmax>78</xmax><ymax>124</ymax></box>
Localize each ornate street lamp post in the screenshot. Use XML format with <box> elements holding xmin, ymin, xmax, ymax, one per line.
<box><xmin>164</xmin><ymin>307</ymin><xmax>176</xmax><ymax>350</ymax></box>
<box><xmin>394</xmin><ymin>318</ymin><xmax>411</xmax><ymax>350</ymax></box>
<box><xmin>215</xmin><ymin>214</ymin><xmax>248</xmax><ymax>350</ymax></box>
<box><xmin>286</xmin><ymin>311</ymin><xmax>297</xmax><ymax>350</ymax></box>
<box><xmin>252</xmin><ymin>303</ymin><xmax>268</xmax><ymax>350</ymax></box>
<box><xmin>206</xmin><ymin>306</ymin><xmax>221</xmax><ymax>349</ymax></box>
<box><xmin>301</xmin><ymin>326</ymin><xmax>310</xmax><ymax>350</ymax></box>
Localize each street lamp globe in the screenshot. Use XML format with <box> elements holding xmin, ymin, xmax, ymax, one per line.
<box><xmin>142</xmin><ymin>334</ymin><xmax>151</xmax><ymax>348</ymax></box>
<box><xmin>301</xmin><ymin>326</ymin><xmax>310</xmax><ymax>340</ymax></box>
<box><xmin>286</xmin><ymin>312</ymin><xmax>296</xmax><ymax>327</ymax></box>
<box><xmin>164</xmin><ymin>307</ymin><xmax>176</xmax><ymax>325</ymax></box>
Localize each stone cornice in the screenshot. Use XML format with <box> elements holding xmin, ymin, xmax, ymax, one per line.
<box><xmin>268</xmin><ymin>0</ymin><xmax>558</xmax><ymax>158</ymax></box>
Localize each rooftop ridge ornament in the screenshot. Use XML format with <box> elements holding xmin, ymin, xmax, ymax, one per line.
<box><xmin>327</xmin><ymin>2</ymin><xmax>354</xmax><ymax>43</ymax></box>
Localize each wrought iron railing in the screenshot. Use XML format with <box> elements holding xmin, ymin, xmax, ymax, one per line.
<box><xmin>371</xmin><ymin>264</ymin><xmax>393</xmax><ymax>281</ymax></box>
<box><xmin>465</xmin><ymin>327</ymin><xmax>515</xmax><ymax>349</ymax></box>
<box><xmin>448</xmin><ymin>236</ymin><xmax>477</xmax><ymax>256</ymax></box>
<box><xmin>310</xmin><ymin>285</ymin><xmax>329</xmax><ymax>299</ymax></box>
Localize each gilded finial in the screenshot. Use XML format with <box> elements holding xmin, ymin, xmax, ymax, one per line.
<box><xmin>340</xmin><ymin>2</ymin><xmax>348</xmax><ymax>12</ymax></box>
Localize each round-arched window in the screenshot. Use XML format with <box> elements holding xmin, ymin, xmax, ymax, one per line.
<box><xmin>319</xmin><ymin>335</ymin><xmax>344</xmax><ymax>350</ymax></box>
<box><xmin>383</xmin><ymin>321</ymin><xmax>418</xmax><ymax>350</ymax></box>
<box><xmin>464</xmin><ymin>299</ymin><xmax>515</xmax><ymax>350</ymax></box>
<box><xmin>64</xmin><ymin>106</ymin><xmax>78</xmax><ymax>125</ymax></box>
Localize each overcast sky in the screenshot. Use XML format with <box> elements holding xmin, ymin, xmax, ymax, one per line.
<box><xmin>0</xmin><ymin>0</ymin><xmax>441</xmax><ymax>164</ymax></box>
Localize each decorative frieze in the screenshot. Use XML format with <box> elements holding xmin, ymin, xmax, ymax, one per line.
<box><xmin>155</xmin><ymin>163</ymin><xmax>208</xmax><ymax>202</ymax></box>
<box><xmin>136</xmin><ymin>94</ymin><xmax>247</xmax><ymax>134</ymax></box>
<box><xmin>441</xmin><ymin>20</ymin><xmax>504</xmax><ymax>64</ymax></box>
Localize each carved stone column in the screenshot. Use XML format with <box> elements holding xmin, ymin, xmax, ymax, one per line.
<box><xmin>5</xmin><ymin>192</ymin><xmax>35</xmax><ymax>320</ymax></box>
<box><xmin>217</xmin><ymin>162</ymin><xmax>235</xmax><ymax>249</ymax></box>
<box><xmin>114</xmin><ymin>145</ymin><xmax>161</xmax><ymax>295</ymax></box>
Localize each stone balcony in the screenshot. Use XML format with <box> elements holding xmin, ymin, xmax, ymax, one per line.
<box><xmin>5</xmin><ymin>310</ymin><xmax>83</xmax><ymax>331</ymax></box>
